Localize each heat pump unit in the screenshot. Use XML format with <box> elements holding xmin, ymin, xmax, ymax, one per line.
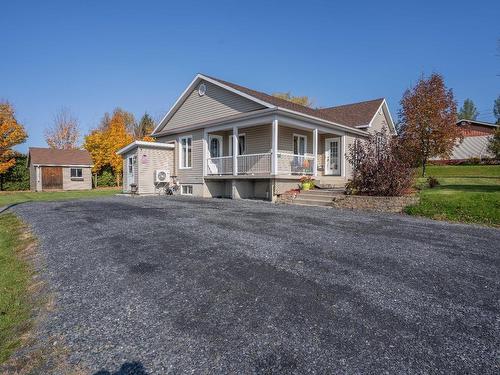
<box><xmin>154</xmin><ymin>169</ymin><xmax>170</xmax><ymax>183</ymax></box>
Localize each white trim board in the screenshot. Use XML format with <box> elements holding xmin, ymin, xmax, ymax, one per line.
<box><xmin>116</xmin><ymin>140</ymin><xmax>174</xmax><ymax>155</ymax></box>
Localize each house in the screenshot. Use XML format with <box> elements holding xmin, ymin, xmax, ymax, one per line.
<box><xmin>435</xmin><ymin>120</ymin><xmax>497</xmax><ymax>161</ymax></box>
<box><xmin>28</xmin><ymin>148</ymin><xmax>93</xmax><ymax>191</ymax></box>
<box><xmin>118</xmin><ymin>73</ymin><xmax>396</xmax><ymax>200</ymax></box>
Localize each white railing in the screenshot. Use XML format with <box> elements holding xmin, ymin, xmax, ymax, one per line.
<box><xmin>237</xmin><ymin>153</ymin><xmax>271</xmax><ymax>175</ymax></box>
<box><xmin>206</xmin><ymin>156</ymin><xmax>233</xmax><ymax>175</ymax></box>
<box><xmin>206</xmin><ymin>152</ymin><xmax>315</xmax><ymax>176</ymax></box>
<box><xmin>277</xmin><ymin>153</ymin><xmax>315</xmax><ymax>175</ymax></box>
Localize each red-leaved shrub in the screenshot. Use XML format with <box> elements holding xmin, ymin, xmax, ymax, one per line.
<box><xmin>346</xmin><ymin>129</ymin><xmax>415</xmax><ymax>196</ymax></box>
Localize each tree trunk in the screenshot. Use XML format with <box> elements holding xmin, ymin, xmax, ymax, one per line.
<box><xmin>421</xmin><ymin>159</ymin><xmax>427</xmax><ymax>177</ymax></box>
<box><xmin>0</xmin><ymin>175</ymin><xmax>3</xmax><ymax>191</ymax></box>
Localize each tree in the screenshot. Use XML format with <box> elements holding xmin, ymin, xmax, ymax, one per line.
<box><xmin>0</xmin><ymin>102</ymin><xmax>28</xmax><ymax>183</ymax></box>
<box><xmin>44</xmin><ymin>108</ymin><xmax>80</xmax><ymax>149</ymax></box>
<box><xmin>0</xmin><ymin>152</ymin><xmax>29</xmax><ymax>191</ymax></box>
<box><xmin>84</xmin><ymin>108</ymin><xmax>133</xmax><ymax>186</ymax></box>
<box><xmin>458</xmin><ymin>98</ymin><xmax>479</xmax><ymax>120</ymax></box>
<box><xmin>398</xmin><ymin>73</ymin><xmax>460</xmax><ymax>176</ymax></box>
<box><xmin>487</xmin><ymin>126</ymin><xmax>500</xmax><ymax>159</ymax></box>
<box><xmin>346</xmin><ymin>129</ymin><xmax>415</xmax><ymax>196</ymax></box>
<box><xmin>493</xmin><ymin>96</ymin><xmax>500</xmax><ymax>125</ymax></box>
<box><xmin>98</xmin><ymin>108</ymin><xmax>135</xmax><ymax>132</ymax></box>
<box><xmin>134</xmin><ymin>113</ymin><xmax>155</xmax><ymax>140</ymax></box>
<box><xmin>272</xmin><ymin>92</ymin><xmax>313</xmax><ymax>107</ymax></box>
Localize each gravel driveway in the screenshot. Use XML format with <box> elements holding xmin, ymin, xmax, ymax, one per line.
<box><xmin>11</xmin><ymin>196</ymin><xmax>500</xmax><ymax>374</ymax></box>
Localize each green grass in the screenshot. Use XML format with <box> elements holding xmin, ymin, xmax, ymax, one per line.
<box><xmin>405</xmin><ymin>165</ymin><xmax>500</xmax><ymax>226</ymax></box>
<box><xmin>0</xmin><ymin>213</ymin><xmax>35</xmax><ymax>364</ymax></box>
<box><xmin>0</xmin><ymin>188</ymin><xmax>120</xmax><ymax>207</ymax></box>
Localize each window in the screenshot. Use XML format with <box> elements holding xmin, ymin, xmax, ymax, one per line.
<box><xmin>179</xmin><ymin>136</ymin><xmax>192</xmax><ymax>168</ymax></box>
<box><xmin>293</xmin><ymin>134</ymin><xmax>307</xmax><ymax>155</ymax></box>
<box><xmin>229</xmin><ymin>134</ymin><xmax>246</xmax><ymax>156</ymax></box>
<box><xmin>181</xmin><ymin>185</ymin><xmax>193</xmax><ymax>195</ymax></box>
<box><xmin>70</xmin><ymin>168</ymin><xmax>83</xmax><ymax>179</ymax></box>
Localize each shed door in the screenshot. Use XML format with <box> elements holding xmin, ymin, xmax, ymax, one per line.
<box><xmin>42</xmin><ymin>167</ymin><xmax>63</xmax><ymax>189</ymax></box>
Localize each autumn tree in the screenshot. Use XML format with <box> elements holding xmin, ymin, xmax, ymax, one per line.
<box><xmin>272</xmin><ymin>92</ymin><xmax>313</xmax><ymax>107</ymax></box>
<box><xmin>493</xmin><ymin>95</ymin><xmax>500</xmax><ymax>125</ymax></box>
<box><xmin>98</xmin><ymin>108</ymin><xmax>136</xmax><ymax>132</ymax></box>
<box><xmin>0</xmin><ymin>102</ymin><xmax>28</xmax><ymax>188</ymax></box>
<box><xmin>458</xmin><ymin>98</ymin><xmax>479</xmax><ymax>120</ymax></box>
<box><xmin>84</xmin><ymin>108</ymin><xmax>133</xmax><ymax>186</ymax></box>
<box><xmin>134</xmin><ymin>113</ymin><xmax>155</xmax><ymax>140</ymax></box>
<box><xmin>44</xmin><ymin>108</ymin><xmax>80</xmax><ymax>149</ymax></box>
<box><xmin>398</xmin><ymin>73</ymin><xmax>460</xmax><ymax>176</ymax></box>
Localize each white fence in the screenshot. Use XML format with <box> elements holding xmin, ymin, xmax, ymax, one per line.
<box><xmin>237</xmin><ymin>153</ymin><xmax>271</xmax><ymax>175</ymax></box>
<box><xmin>277</xmin><ymin>153</ymin><xmax>314</xmax><ymax>175</ymax></box>
<box><xmin>206</xmin><ymin>156</ymin><xmax>233</xmax><ymax>175</ymax></box>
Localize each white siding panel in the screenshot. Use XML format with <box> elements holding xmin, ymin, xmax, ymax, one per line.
<box><xmin>451</xmin><ymin>136</ymin><xmax>493</xmax><ymax>160</ymax></box>
<box><xmin>136</xmin><ymin>147</ymin><xmax>174</xmax><ymax>195</ymax></box>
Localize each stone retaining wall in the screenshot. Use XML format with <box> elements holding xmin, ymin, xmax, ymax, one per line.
<box><xmin>331</xmin><ymin>195</ymin><xmax>419</xmax><ymax>213</ymax></box>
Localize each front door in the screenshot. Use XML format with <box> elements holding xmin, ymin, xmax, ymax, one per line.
<box><xmin>209</xmin><ymin>135</ymin><xmax>223</xmax><ymax>158</ymax></box>
<box><xmin>127</xmin><ymin>156</ymin><xmax>135</xmax><ymax>188</ymax></box>
<box><xmin>325</xmin><ymin>137</ymin><xmax>341</xmax><ymax>175</ymax></box>
<box><xmin>42</xmin><ymin>167</ymin><xmax>63</xmax><ymax>189</ymax></box>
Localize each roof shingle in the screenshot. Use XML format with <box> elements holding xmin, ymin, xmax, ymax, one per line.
<box><xmin>28</xmin><ymin>148</ymin><xmax>93</xmax><ymax>166</ymax></box>
<box><xmin>205</xmin><ymin>75</ymin><xmax>385</xmax><ymax>128</ymax></box>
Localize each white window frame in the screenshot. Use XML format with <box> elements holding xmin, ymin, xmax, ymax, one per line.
<box><xmin>179</xmin><ymin>135</ymin><xmax>193</xmax><ymax>169</ymax></box>
<box><xmin>293</xmin><ymin>134</ymin><xmax>307</xmax><ymax>155</ymax></box>
<box><xmin>229</xmin><ymin>133</ymin><xmax>246</xmax><ymax>156</ymax></box>
<box><xmin>181</xmin><ymin>185</ymin><xmax>193</xmax><ymax>195</ymax></box>
<box><xmin>209</xmin><ymin>134</ymin><xmax>224</xmax><ymax>158</ymax></box>
<box><xmin>70</xmin><ymin>167</ymin><xmax>83</xmax><ymax>179</ymax></box>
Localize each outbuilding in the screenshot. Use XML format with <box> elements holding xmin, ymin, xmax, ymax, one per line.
<box><xmin>116</xmin><ymin>141</ymin><xmax>175</xmax><ymax>195</ymax></box>
<box><xmin>28</xmin><ymin>148</ymin><xmax>93</xmax><ymax>191</ymax></box>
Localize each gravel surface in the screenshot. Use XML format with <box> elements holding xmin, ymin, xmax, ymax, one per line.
<box><xmin>11</xmin><ymin>196</ymin><xmax>500</xmax><ymax>374</ymax></box>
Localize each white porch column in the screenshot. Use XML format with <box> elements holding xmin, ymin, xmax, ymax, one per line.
<box><xmin>312</xmin><ymin>128</ymin><xmax>318</xmax><ymax>177</ymax></box>
<box><xmin>271</xmin><ymin>118</ymin><xmax>278</xmax><ymax>175</ymax></box>
<box><xmin>341</xmin><ymin>134</ymin><xmax>346</xmax><ymax>177</ymax></box>
<box><xmin>202</xmin><ymin>129</ymin><xmax>209</xmax><ymax>177</ymax></box>
<box><xmin>232</xmin><ymin>126</ymin><xmax>238</xmax><ymax>176</ymax></box>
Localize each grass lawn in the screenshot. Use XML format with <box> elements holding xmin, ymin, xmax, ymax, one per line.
<box><xmin>0</xmin><ymin>213</ymin><xmax>35</xmax><ymax>365</ymax></box>
<box><xmin>405</xmin><ymin>165</ymin><xmax>500</xmax><ymax>226</ymax></box>
<box><xmin>0</xmin><ymin>188</ymin><xmax>120</xmax><ymax>207</ymax></box>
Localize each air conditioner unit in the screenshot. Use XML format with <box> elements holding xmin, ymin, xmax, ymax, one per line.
<box><xmin>154</xmin><ymin>169</ymin><xmax>170</xmax><ymax>183</ymax></box>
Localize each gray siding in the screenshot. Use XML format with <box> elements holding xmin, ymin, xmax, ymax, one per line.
<box><xmin>136</xmin><ymin>147</ymin><xmax>174</xmax><ymax>195</ymax></box>
<box><xmin>160</xmin><ymin>80</ymin><xmax>265</xmax><ymax>132</ymax></box>
<box><xmin>29</xmin><ymin>164</ymin><xmax>36</xmax><ymax>191</ymax></box>
<box><xmin>431</xmin><ymin>135</ymin><xmax>494</xmax><ymax>160</ymax></box>
<box><xmin>369</xmin><ymin>110</ymin><xmax>390</xmax><ymax>134</ymax></box>
<box><xmin>157</xmin><ymin>129</ymin><xmax>204</xmax><ymax>184</ymax></box>
<box><xmin>62</xmin><ymin>167</ymin><xmax>92</xmax><ymax>190</ymax></box>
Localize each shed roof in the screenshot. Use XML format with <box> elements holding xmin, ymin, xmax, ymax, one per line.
<box><xmin>28</xmin><ymin>148</ymin><xmax>93</xmax><ymax>166</ymax></box>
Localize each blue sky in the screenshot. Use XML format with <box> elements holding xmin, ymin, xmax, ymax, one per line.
<box><xmin>2</xmin><ymin>0</ymin><xmax>499</xmax><ymax>152</ymax></box>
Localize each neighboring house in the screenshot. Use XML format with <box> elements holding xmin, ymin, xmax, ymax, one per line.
<box><xmin>28</xmin><ymin>148</ymin><xmax>93</xmax><ymax>191</ymax></box>
<box><xmin>436</xmin><ymin>120</ymin><xmax>497</xmax><ymax>161</ymax></box>
<box><xmin>118</xmin><ymin>73</ymin><xmax>396</xmax><ymax>200</ymax></box>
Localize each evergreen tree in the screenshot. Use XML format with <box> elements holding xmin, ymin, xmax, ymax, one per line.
<box><xmin>493</xmin><ymin>96</ymin><xmax>500</xmax><ymax>125</ymax></box>
<box><xmin>458</xmin><ymin>98</ymin><xmax>479</xmax><ymax>120</ymax></box>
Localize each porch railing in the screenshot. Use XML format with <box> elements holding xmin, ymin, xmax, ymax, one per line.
<box><xmin>277</xmin><ymin>153</ymin><xmax>314</xmax><ymax>175</ymax></box>
<box><xmin>206</xmin><ymin>156</ymin><xmax>233</xmax><ymax>175</ymax></box>
<box><xmin>206</xmin><ymin>152</ymin><xmax>315</xmax><ymax>176</ymax></box>
<box><xmin>237</xmin><ymin>153</ymin><xmax>271</xmax><ymax>175</ymax></box>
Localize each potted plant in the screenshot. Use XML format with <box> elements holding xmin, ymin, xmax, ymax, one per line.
<box><xmin>300</xmin><ymin>176</ymin><xmax>315</xmax><ymax>191</ymax></box>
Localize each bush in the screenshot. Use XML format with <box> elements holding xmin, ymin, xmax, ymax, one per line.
<box><xmin>97</xmin><ymin>170</ymin><xmax>116</xmax><ymax>187</ymax></box>
<box><xmin>346</xmin><ymin>129</ymin><xmax>415</xmax><ymax>196</ymax></box>
<box><xmin>0</xmin><ymin>154</ymin><xmax>30</xmax><ymax>191</ymax></box>
<box><xmin>427</xmin><ymin>176</ymin><xmax>440</xmax><ymax>188</ymax></box>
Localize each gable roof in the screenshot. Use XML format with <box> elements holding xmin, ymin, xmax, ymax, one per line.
<box><xmin>316</xmin><ymin>98</ymin><xmax>385</xmax><ymax>127</ymax></box>
<box><xmin>28</xmin><ymin>148</ymin><xmax>93</xmax><ymax>166</ymax></box>
<box><xmin>456</xmin><ymin>119</ymin><xmax>498</xmax><ymax>128</ymax></box>
<box><xmin>153</xmin><ymin>73</ymin><xmax>394</xmax><ymax>135</ymax></box>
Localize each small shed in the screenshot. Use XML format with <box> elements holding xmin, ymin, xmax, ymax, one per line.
<box><xmin>117</xmin><ymin>141</ymin><xmax>175</xmax><ymax>195</ymax></box>
<box><xmin>27</xmin><ymin>148</ymin><xmax>93</xmax><ymax>191</ymax></box>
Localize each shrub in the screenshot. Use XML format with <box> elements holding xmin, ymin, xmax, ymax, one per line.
<box><xmin>346</xmin><ymin>129</ymin><xmax>415</xmax><ymax>196</ymax></box>
<box><xmin>97</xmin><ymin>170</ymin><xmax>116</xmax><ymax>187</ymax></box>
<box><xmin>427</xmin><ymin>176</ymin><xmax>440</xmax><ymax>188</ymax></box>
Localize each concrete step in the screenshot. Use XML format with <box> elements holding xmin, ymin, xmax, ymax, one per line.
<box><xmin>315</xmin><ymin>183</ymin><xmax>344</xmax><ymax>189</ymax></box>
<box><xmin>295</xmin><ymin>193</ymin><xmax>335</xmax><ymax>201</ymax></box>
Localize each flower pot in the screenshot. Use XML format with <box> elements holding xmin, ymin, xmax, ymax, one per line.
<box><xmin>301</xmin><ymin>182</ymin><xmax>312</xmax><ymax>191</ymax></box>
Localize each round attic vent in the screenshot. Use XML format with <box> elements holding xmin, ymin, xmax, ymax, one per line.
<box><xmin>198</xmin><ymin>83</ymin><xmax>207</xmax><ymax>96</ymax></box>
